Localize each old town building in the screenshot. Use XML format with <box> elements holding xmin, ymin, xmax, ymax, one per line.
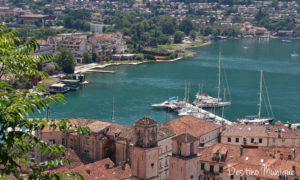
<box><xmin>221</xmin><ymin>121</ymin><xmax>300</xmax><ymax>147</ymax></box>
<box><xmin>163</xmin><ymin>116</ymin><xmax>221</xmax><ymax>147</ymax></box>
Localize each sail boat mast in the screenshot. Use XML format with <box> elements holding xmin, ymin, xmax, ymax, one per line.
<box><xmin>112</xmin><ymin>97</ymin><xmax>115</xmax><ymax>123</ymax></box>
<box><xmin>258</xmin><ymin>70</ymin><xmax>263</xmax><ymax>119</ymax></box>
<box><xmin>217</xmin><ymin>52</ymin><xmax>221</xmax><ymax>101</ymax></box>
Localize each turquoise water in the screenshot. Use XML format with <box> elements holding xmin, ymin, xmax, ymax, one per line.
<box><xmin>44</xmin><ymin>38</ymin><xmax>300</xmax><ymax>125</ymax></box>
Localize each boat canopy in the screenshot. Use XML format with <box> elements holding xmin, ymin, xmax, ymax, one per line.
<box><xmin>169</xmin><ymin>96</ymin><xmax>177</xmax><ymax>100</ymax></box>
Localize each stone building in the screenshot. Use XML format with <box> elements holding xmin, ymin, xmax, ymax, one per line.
<box><xmin>36</xmin><ymin>117</ymin><xmax>174</xmax><ymax>180</ymax></box>
<box><xmin>163</xmin><ymin>116</ymin><xmax>221</xmax><ymax>147</ymax></box>
<box><xmin>89</xmin><ymin>32</ymin><xmax>127</xmax><ymax>59</ymax></box>
<box><xmin>130</xmin><ymin>117</ymin><xmax>159</xmax><ymax>180</ymax></box>
<box><xmin>221</xmin><ymin>122</ymin><xmax>300</xmax><ymax>147</ymax></box>
<box><xmin>169</xmin><ymin>133</ymin><xmax>201</xmax><ymax>180</ymax></box>
<box><xmin>198</xmin><ymin>143</ymin><xmax>300</xmax><ymax>180</ymax></box>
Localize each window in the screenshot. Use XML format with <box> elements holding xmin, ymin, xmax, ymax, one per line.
<box><xmin>259</xmin><ymin>138</ymin><xmax>263</xmax><ymax>143</ymax></box>
<box><xmin>219</xmin><ymin>166</ymin><xmax>223</xmax><ymax>173</ymax></box>
<box><xmin>272</xmin><ymin>138</ymin><xmax>276</xmax><ymax>143</ymax></box>
<box><xmin>210</xmin><ymin>165</ymin><xmax>214</xmax><ymax>173</ymax></box>
<box><xmin>165</xmin><ymin>159</ymin><xmax>168</xmax><ymax>167</ymax></box>
<box><xmin>235</xmin><ymin>138</ymin><xmax>239</xmax><ymax>143</ymax></box>
<box><xmin>49</xmin><ymin>139</ymin><xmax>56</xmax><ymax>145</ymax></box>
<box><xmin>231</xmin><ymin>175</ymin><xmax>234</xmax><ymax>179</ymax></box>
<box><xmin>251</xmin><ymin>138</ymin><xmax>254</xmax><ymax>143</ymax></box>
<box><xmin>191</xmin><ymin>176</ymin><xmax>194</xmax><ymax>179</ymax></box>
<box><xmin>151</xmin><ymin>163</ymin><xmax>154</xmax><ymax>168</ymax></box>
<box><xmin>228</xmin><ymin>138</ymin><xmax>231</xmax><ymax>142</ymax></box>
<box><xmin>62</xmin><ymin>138</ymin><xmax>65</xmax><ymax>145</ymax></box>
<box><xmin>282</xmin><ymin>139</ymin><xmax>285</xmax><ymax>143</ymax></box>
<box><xmin>166</xmin><ymin>145</ymin><xmax>168</xmax><ymax>152</ymax></box>
<box><xmin>201</xmin><ymin>163</ymin><xmax>205</xmax><ymax>170</ymax></box>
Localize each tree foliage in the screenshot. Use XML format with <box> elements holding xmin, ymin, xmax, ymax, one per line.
<box><xmin>174</xmin><ymin>31</ymin><xmax>185</xmax><ymax>43</ymax></box>
<box><xmin>0</xmin><ymin>23</ymin><xmax>89</xmax><ymax>179</ymax></box>
<box><xmin>54</xmin><ymin>49</ymin><xmax>76</xmax><ymax>74</ymax></box>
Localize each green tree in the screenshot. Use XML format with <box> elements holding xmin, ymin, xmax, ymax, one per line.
<box><xmin>189</xmin><ymin>30</ymin><xmax>196</xmax><ymax>40</ymax></box>
<box><xmin>54</xmin><ymin>48</ymin><xmax>75</xmax><ymax>74</ymax></box>
<box><xmin>0</xmin><ymin>23</ymin><xmax>88</xmax><ymax>179</ymax></box>
<box><xmin>159</xmin><ymin>16</ymin><xmax>177</xmax><ymax>35</ymax></box>
<box><xmin>174</xmin><ymin>31</ymin><xmax>185</xmax><ymax>43</ymax></box>
<box><xmin>179</xmin><ymin>18</ymin><xmax>194</xmax><ymax>35</ymax></box>
<box><xmin>83</xmin><ymin>52</ymin><xmax>93</xmax><ymax>64</ymax></box>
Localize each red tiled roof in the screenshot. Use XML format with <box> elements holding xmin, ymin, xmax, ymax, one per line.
<box><xmin>64</xmin><ymin>158</ymin><xmax>132</xmax><ymax>180</ymax></box>
<box><xmin>163</xmin><ymin>116</ymin><xmax>220</xmax><ymax>138</ymax></box>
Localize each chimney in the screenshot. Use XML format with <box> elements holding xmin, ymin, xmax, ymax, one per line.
<box><xmin>292</xmin><ymin>148</ymin><xmax>296</xmax><ymax>160</ymax></box>
<box><xmin>240</xmin><ymin>146</ymin><xmax>243</xmax><ymax>156</ymax></box>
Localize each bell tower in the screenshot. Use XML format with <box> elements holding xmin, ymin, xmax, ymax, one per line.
<box><xmin>130</xmin><ymin>117</ymin><xmax>159</xmax><ymax>180</ymax></box>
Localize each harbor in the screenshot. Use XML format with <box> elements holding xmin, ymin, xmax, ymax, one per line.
<box><xmin>39</xmin><ymin>39</ymin><xmax>300</xmax><ymax>125</ymax></box>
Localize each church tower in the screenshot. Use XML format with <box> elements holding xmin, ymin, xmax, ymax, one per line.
<box><xmin>169</xmin><ymin>133</ymin><xmax>200</xmax><ymax>180</ymax></box>
<box><xmin>130</xmin><ymin>117</ymin><xmax>159</xmax><ymax>180</ymax></box>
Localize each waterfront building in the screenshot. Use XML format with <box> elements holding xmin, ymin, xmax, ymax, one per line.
<box><xmin>221</xmin><ymin>121</ymin><xmax>300</xmax><ymax>147</ymax></box>
<box><xmin>89</xmin><ymin>32</ymin><xmax>127</xmax><ymax>59</ymax></box>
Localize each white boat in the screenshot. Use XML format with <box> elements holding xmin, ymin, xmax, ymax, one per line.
<box><xmin>282</xmin><ymin>39</ymin><xmax>291</xmax><ymax>43</ymax></box>
<box><xmin>152</xmin><ymin>96</ymin><xmax>178</xmax><ymax>109</ymax></box>
<box><xmin>237</xmin><ymin>70</ymin><xmax>274</xmax><ymax>124</ymax></box>
<box><xmin>291</xmin><ymin>53</ymin><xmax>299</xmax><ymax>57</ymax></box>
<box><xmin>194</xmin><ymin>52</ymin><xmax>231</xmax><ymax>108</ymax></box>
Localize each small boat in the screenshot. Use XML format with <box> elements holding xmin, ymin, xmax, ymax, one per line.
<box><xmin>291</xmin><ymin>53</ymin><xmax>299</xmax><ymax>57</ymax></box>
<box><xmin>152</xmin><ymin>96</ymin><xmax>178</xmax><ymax>109</ymax></box>
<box><xmin>237</xmin><ymin>115</ymin><xmax>274</xmax><ymax>124</ymax></box>
<box><xmin>49</xmin><ymin>83</ymin><xmax>70</xmax><ymax>94</ymax></box>
<box><xmin>282</xmin><ymin>39</ymin><xmax>291</xmax><ymax>43</ymax></box>
<box><xmin>61</xmin><ymin>79</ymin><xmax>80</xmax><ymax>91</ymax></box>
<box><xmin>243</xmin><ymin>46</ymin><xmax>248</xmax><ymax>49</ymax></box>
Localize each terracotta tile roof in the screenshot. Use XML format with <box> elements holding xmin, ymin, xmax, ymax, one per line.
<box><xmin>106</xmin><ymin>124</ymin><xmax>135</xmax><ymax>142</ymax></box>
<box><xmin>172</xmin><ymin>133</ymin><xmax>198</xmax><ymax>143</ymax></box>
<box><xmin>49</xmin><ymin>149</ymin><xmax>91</xmax><ymax>173</ymax></box>
<box><xmin>39</xmin><ymin>118</ymin><xmax>111</xmax><ymax>133</ymax></box>
<box><xmin>199</xmin><ymin>144</ymin><xmax>300</xmax><ymax>179</ymax></box>
<box><xmin>163</xmin><ymin>116</ymin><xmax>220</xmax><ymax>138</ymax></box>
<box><xmin>222</xmin><ymin>124</ymin><xmax>268</xmax><ymax>137</ymax></box>
<box><xmin>135</xmin><ymin>117</ymin><xmax>157</xmax><ymax>126</ymax></box>
<box><xmin>157</xmin><ymin>124</ymin><xmax>176</xmax><ymax>141</ymax></box>
<box><xmin>266</xmin><ymin>124</ymin><xmax>300</xmax><ymax>139</ymax></box>
<box><xmin>68</xmin><ymin>118</ymin><xmax>111</xmax><ymax>133</ymax></box>
<box><xmin>62</xmin><ymin>158</ymin><xmax>132</xmax><ymax>180</ymax></box>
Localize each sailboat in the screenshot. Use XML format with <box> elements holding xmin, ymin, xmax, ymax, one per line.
<box><xmin>236</xmin><ymin>70</ymin><xmax>274</xmax><ymax>124</ymax></box>
<box><xmin>193</xmin><ymin>52</ymin><xmax>231</xmax><ymax>108</ymax></box>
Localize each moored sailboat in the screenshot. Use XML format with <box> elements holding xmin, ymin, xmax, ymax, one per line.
<box><xmin>236</xmin><ymin>70</ymin><xmax>274</xmax><ymax>124</ymax></box>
